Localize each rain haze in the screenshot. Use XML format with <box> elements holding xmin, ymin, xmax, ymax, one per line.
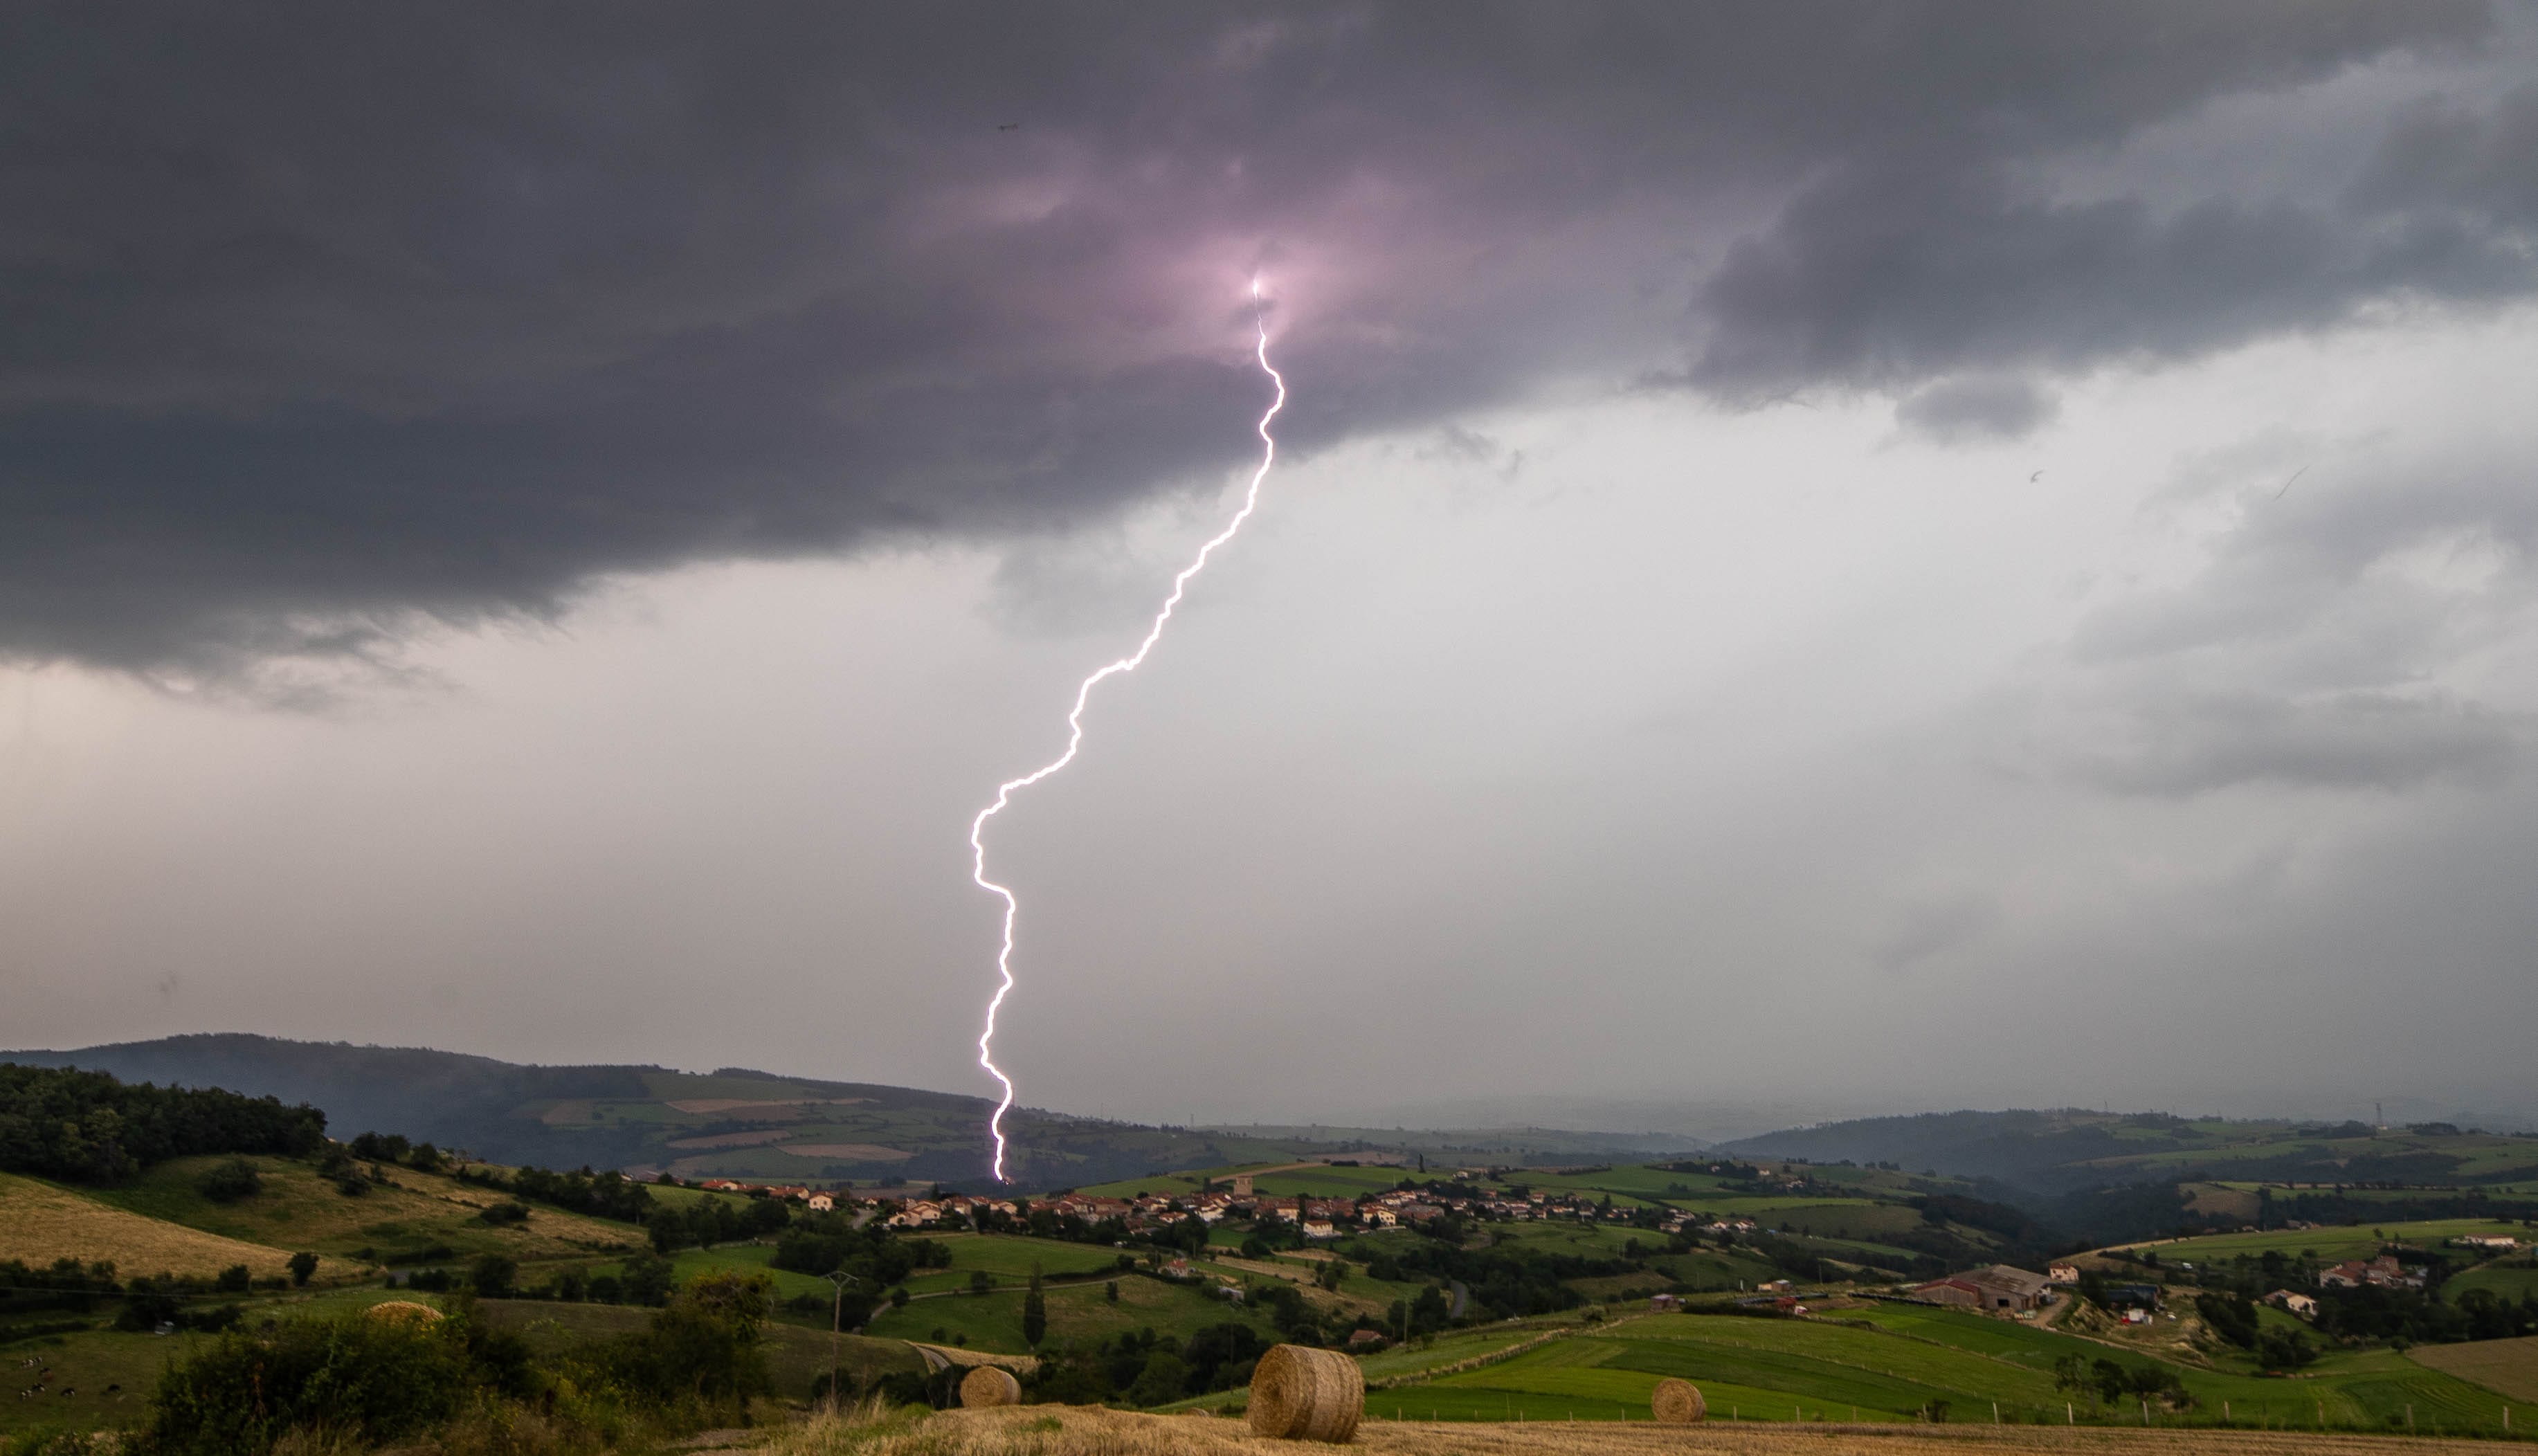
<box><xmin>6</xmin><ymin>3</ymin><xmax>2538</xmax><ymax>1140</ymax></box>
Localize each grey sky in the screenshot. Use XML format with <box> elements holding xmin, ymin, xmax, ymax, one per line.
<box><xmin>4</xmin><ymin>4</ymin><xmax>2537</xmax><ymax>1137</ymax></box>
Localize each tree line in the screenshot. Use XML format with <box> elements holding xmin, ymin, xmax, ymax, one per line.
<box><xmin>0</xmin><ymin>1063</ymin><xmax>326</xmax><ymax>1183</ymax></box>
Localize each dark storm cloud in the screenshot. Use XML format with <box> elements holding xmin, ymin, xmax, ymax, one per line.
<box><xmin>1893</xmin><ymin>376</ymin><xmax>2059</xmax><ymax>443</ymax></box>
<box><xmin>0</xmin><ymin>1</ymin><xmax>2519</xmax><ymax>679</ymax></box>
<box><xmin>2065</xmin><ymin>691</ymin><xmax>2521</xmax><ymax>797</ymax></box>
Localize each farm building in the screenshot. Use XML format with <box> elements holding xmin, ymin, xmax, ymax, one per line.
<box><xmin>1918</xmin><ymin>1265</ymin><xmax>2051</xmax><ymax>1311</ymax></box>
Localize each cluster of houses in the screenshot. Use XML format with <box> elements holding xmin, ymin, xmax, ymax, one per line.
<box><xmin>2317</xmin><ymin>1253</ymin><xmax>2427</xmax><ymax>1290</ymax></box>
<box><xmin>693</xmin><ymin>1180</ymin><xmax>842</xmax><ymax>1212</ymax></box>
<box><xmin>689</xmin><ymin>1180</ymin><xmax>1729</xmax><ymax>1240</ymax></box>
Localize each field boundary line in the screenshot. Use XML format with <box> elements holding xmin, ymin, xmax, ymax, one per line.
<box><xmin>1369</xmin><ymin>1313</ymin><xmax>1650</xmax><ymax>1391</ymax></box>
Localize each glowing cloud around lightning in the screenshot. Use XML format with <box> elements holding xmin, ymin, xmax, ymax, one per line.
<box><xmin>967</xmin><ymin>281</ymin><xmax>1287</xmax><ymax>1182</ymax></box>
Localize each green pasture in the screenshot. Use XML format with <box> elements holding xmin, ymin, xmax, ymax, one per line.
<box><xmin>1354</xmin><ymin>1319</ymin><xmax>1571</xmax><ymax>1381</ymax></box>
<box><xmin>1074</xmin><ymin>1170</ymin><xmax>1220</xmax><ymax>1199</ymax></box>
<box><xmin>665</xmin><ymin>1243</ymin><xmax>835</xmax><ymax>1302</ymax></box>
<box><xmin>2100</xmin><ymin>1217</ymin><xmax>2528</xmax><ymax>1265</ymax></box>
<box><xmin>1247</xmin><ymin>1165</ymin><xmax>1413</xmax><ymax>1198</ymax></box>
<box><xmin>473</xmin><ymin>1298</ymin><xmax>920</xmax><ymax>1401</ymax></box>
<box><xmin>1646</xmin><ymin>1248</ymin><xmax>1784</xmax><ymax>1290</ymax></box>
<box><xmin>3</xmin><ymin>1287</ymin><xmax>533</xmax><ymax>1437</ymax></box>
<box><xmin>1485</xmin><ymin>1222</ymin><xmax>1652</xmax><ymax>1259</ymax></box>
<box><xmin>1364</xmin><ymin>1307</ymin><xmax>2525</xmax><ymax>1432</ymax></box>
<box><xmin>2451</xmin><ymin>1261</ymin><xmax>2538</xmax><ymax>1302</ymax></box>
<box><xmin>0</xmin><ymin>1327</ymin><xmax>176</xmax><ymax>1437</ymax></box>
<box><xmin>865</xmin><ymin>1271</ymin><xmax>1270</xmax><ymax>1352</ymax></box>
<box><xmin>898</xmin><ymin>1233</ymin><xmax>1126</xmax><ymax>1295</ymax></box>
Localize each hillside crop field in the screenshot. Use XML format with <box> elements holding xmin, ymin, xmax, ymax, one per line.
<box><xmin>2410</xmin><ymin>1334</ymin><xmax>2538</xmax><ymax>1403</ymax></box>
<box><xmin>77</xmin><ymin>1154</ymin><xmax>645</xmax><ymax>1265</ymax></box>
<box><xmin>0</xmin><ymin>1171</ymin><xmax>363</xmax><ymax>1283</ymax></box>
<box><xmin>1357</xmin><ymin>1308</ymin><xmax>2527</xmax><ymax>1435</ymax></box>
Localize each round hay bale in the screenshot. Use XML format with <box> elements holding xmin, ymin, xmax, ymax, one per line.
<box><xmin>1651</xmin><ymin>1377</ymin><xmax>1707</xmax><ymax>1424</ymax></box>
<box><xmin>1247</xmin><ymin>1343</ymin><xmax>1362</xmax><ymax>1443</ymax></box>
<box><xmin>960</xmin><ymin>1365</ymin><xmax>1022</xmax><ymax>1408</ymax></box>
<box><xmin>363</xmin><ymin>1300</ymin><xmax>444</xmax><ymax>1325</ymax></box>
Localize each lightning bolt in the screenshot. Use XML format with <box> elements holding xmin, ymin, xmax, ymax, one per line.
<box><xmin>968</xmin><ymin>280</ymin><xmax>1287</xmax><ymax>1182</ymax></box>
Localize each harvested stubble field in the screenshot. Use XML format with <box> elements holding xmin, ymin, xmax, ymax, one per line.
<box><xmin>0</xmin><ymin>1170</ymin><xmax>361</xmax><ymax>1282</ymax></box>
<box><xmin>2410</xmin><ymin>1334</ymin><xmax>2538</xmax><ymax>1403</ymax></box>
<box><xmin>752</xmin><ymin>1404</ymin><xmax>2521</xmax><ymax>1455</ymax></box>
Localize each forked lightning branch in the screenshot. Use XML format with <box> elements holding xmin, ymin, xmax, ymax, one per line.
<box><xmin>966</xmin><ymin>280</ymin><xmax>1288</xmax><ymax>1181</ymax></box>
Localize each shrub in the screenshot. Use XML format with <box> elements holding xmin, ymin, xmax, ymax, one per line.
<box><xmin>592</xmin><ymin>1272</ymin><xmax>773</xmax><ymax>1413</ymax></box>
<box><xmin>2256</xmin><ymin>1325</ymin><xmax>2316</xmax><ymax>1370</ymax></box>
<box><xmin>621</xmin><ymin>1253</ymin><xmax>675</xmax><ymax>1307</ymax></box>
<box><xmin>287</xmin><ymin>1253</ymin><xmax>318</xmax><ymax>1288</ymax></box>
<box><xmin>196</xmin><ymin>1158</ymin><xmax>262</xmax><ymax>1203</ymax></box>
<box><xmin>138</xmin><ymin>1311</ymin><xmax>473</xmax><ymax>1455</ymax></box>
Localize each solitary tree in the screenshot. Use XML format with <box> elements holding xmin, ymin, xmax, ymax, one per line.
<box><xmin>287</xmin><ymin>1251</ymin><xmax>318</xmax><ymax>1287</ymax></box>
<box><xmin>1022</xmin><ymin>1265</ymin><xmax>1047</xmax><ymax>1348</ymax></box>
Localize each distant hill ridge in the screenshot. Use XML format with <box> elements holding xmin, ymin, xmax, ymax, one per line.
<box><xmin>2</xmin><ymin>1035</ymin><xmax>1699</xmax><ymax>1192</ymax></box>
<box><xmin>1719</xmin><ymin>1107</ymin><xmax>2538</xmax><ymax>1197</ymax></box>
<box><xmin>0</xmin><ymin>1034</ymin><xmax>998</xmax><ymax>1181</ymax></box>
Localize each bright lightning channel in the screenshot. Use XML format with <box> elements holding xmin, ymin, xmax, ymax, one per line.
<box><xmin>968</xmin><ymin>280</ymin><xmax>1287</xmax><ymax>1183</ymax></box>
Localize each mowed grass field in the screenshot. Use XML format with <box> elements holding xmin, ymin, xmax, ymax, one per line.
<box><xmin>864</xmin><ymin>1271</ymin><xmax>1273</xmax><ymax>1352</ymax></box>
<box><xmin>78</xmin><ymin>1154</ymin><xmax>646</xmax><ymax>1264</ymax></box>
<box><xmin>1363</xmin><ymin>1309</ymin><xmax>2528</xmax><ymax>1433</ymax></box>
<box><xmin>0</xmin><ymin>1171</ymin><xmax>363</xmax><ymax>1283</ymax></box>
<box><xmin>2411</xmin><ymin>1335</ymin><xmax>2538</xmax><ymax>1403</ymax></box>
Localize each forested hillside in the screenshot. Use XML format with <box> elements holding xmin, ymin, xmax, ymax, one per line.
<box><xmin>0</xmin><ymin>1063</ymin><xmax>325</xmax><ymax>1183</ymax></box>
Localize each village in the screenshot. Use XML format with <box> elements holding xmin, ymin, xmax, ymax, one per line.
<box><xmin>687</xmin><ymin>1173</ymin><xmax>1768</xmax><ymax>1246</ymax></box>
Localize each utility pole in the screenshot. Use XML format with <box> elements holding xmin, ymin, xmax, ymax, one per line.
<box><xmin>824</xmin><ymin>1272</ymin><xmax>858</xmax><ymax>1411</ymax></box>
